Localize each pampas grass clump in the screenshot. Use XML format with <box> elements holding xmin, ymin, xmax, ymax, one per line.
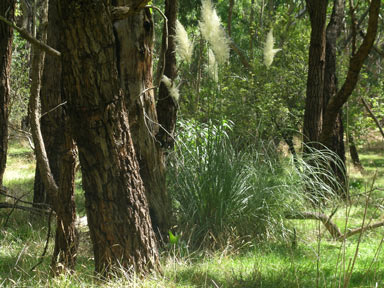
<box><xmin>199</xmin><ymin>0</ymin><xmax>230</xmax><ymax>64</ymax></box>
<box><xmin>175</xmin><ymin>20</ymin><xmax>193</xmax><ymax>63</ymax></box>
<box><xmin>263</xmin><ymin>29</ymin><xmax>281</xmax><ymax>67</ymax></box>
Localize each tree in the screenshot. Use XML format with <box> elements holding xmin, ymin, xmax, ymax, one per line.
<box><xmin>303</xmin><ymin>0</ymin><xmax>380</xmax><ymax>197</ymax></box>
<box><xmin>113</xmin><ymin>0</ymin><xmax>171</xmax><ymax>238</ymax></box>
<box><xmin>27</xmin><ymin>0</ymin><xmax>78</xmax><ymax>274</ymax></box>
<box><xmin>320</xmin><ymin>0</ymin><xmax>380</xmax><ymax>146</ymax></box>
<box><xmin>303</xmin><ymin>0</ymin><xmax>328</xmax><ymax>146</ymax></box>
<box><xmin>0</xmin><ymin>0</ymin><xmax>15</xmax><ymax>186</ymax></box>
<box><xmin>322</xmin><ymin>0</ymin><xmax>346</xmax><ymax>192</ymax></box>
<box><xmin>58</xmin><ymin>0</ymin><xmax>159</xmax><ymax>275</ymax></box>
<box><xmin>156</xmin><ymin>0</ymin><xmax>179</xmax><ymax>149</ymax></box>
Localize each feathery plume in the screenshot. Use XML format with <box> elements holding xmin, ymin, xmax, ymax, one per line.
<box><xmin>263</xmin><ymin>29</ymin><xmax>281</xmax><ymax>68</ymax></box>
<box><xmin>208</xmin><ymin>49</ymin><xmax>218</xmax><ymax>82</ymax></box>
<box><xmin>161</xmin><ymin>75</ymin><xmax>180</xmax><ymax>102</ymax></box>
<box><xmin>199</xmin><ymin>0</ymin><xmax>230</xmax><ymax>64</ymax></box>
<box><xmin>175</xmin><ymin>20</ymin><xmax>193</xmax><ymax>63</ymax></box>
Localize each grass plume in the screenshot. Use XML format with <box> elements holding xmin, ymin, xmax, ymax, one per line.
<box><xmin>199</xmin><ymin>0</ymin><xmax>230</xmax><ymax>64</ymax></box>
<box><xmin>263</xmin><ymin>29</ymin><xmax>281</xmax><ymax>68</ymax></box>
<box><xmin>175</xmin><ymin>20</ymin><xmax>193</xmax><ymax>63</ymax></box>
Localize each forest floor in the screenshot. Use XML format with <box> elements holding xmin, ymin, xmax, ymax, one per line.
<box><xmin>0</xmin><ymin>138</ymin><xmax>384</xmax><ymax>287</ymax></box>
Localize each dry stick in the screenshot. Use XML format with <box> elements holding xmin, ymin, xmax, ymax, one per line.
<box><xmin>30</xmin><ymin>208</ymin><xmax>53</xmax><ymax>272</ymax></box>
<box><xmin>4</xmin><ymin>190</ymin><xmax>33</xmax><ymax>227</ymax></box>
<box><xmin>360</xmin><ymin>97</ymin><xmax>384</xmax><ymax>139</ymax></box>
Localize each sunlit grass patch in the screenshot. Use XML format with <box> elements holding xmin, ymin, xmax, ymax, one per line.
<box><xmin>3</xmin><ymin>139</ymin><xmax>35</xmax><ymax>197</ymax></box>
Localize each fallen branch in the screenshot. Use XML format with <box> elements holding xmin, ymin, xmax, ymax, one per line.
<box><xmin>286</xmin><ymin>211</ymin><xmax>342</xmax><ymax>239</ymax></box>
<box><xmin>286</xmin><ymin>211</ymin><xmax>384</xmax><ymax>240</ymax></box>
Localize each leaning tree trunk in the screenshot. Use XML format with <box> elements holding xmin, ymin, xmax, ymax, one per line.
<box><xmin>322</xmin><ymin>0</ymin><xmax>347</xmax><ymax>198</ymax></box>
<box><xmin>303</xmin><ymin>0</ymin><xmax>328</xmax><ymax>147</ymax></box>
<box><xmin>113</xmin><ymin>0</ymin><xmax>171</xmax><ymax>238</ymax></box>
<box><xmin>59</xmin><ymin>0</ymin><xmax>159</xmax><ymax>275</ymax></box>
<box><xmin>0</xmin><ymin>0</ymin><xmax>15</xmax><ymax>186</ymax></box>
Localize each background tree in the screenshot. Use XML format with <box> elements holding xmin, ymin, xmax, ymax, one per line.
<box><xmin>0</xmin><ymin>0</ymin><xmax>15</xmax><ymax>186</ymax></box>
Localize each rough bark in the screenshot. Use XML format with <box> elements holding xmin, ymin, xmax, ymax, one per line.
<box><xmin>320</xmin><ymin>0</ymin><xmax>381</xmax><ymax>146</ymax></box>
<box><xmin>58</xmin><ymin>0</ymin><xmax>159</xmax><ymax>275</ymax></box>
<box><xmin>27</xmin><ymin>0</ymin><xmax>78</xmax><ymax>274</ymax></box>
<box><xmin>0</xmin><ymin>0</ymin><xmax>15</xmax><ymax>186</ymax></box>
<box><xmin>303</xmin><ymin>0</ymin><xmax>328</xmax><ymax>146</ymax></box>
<box><xmin>113</xmin><ymin>0</ymin><xmax>171</xmax><ymax>238</ymax></box>
<box><xmin>156</xmin><ymin>0</ymin><xmax>178</xmax><ymax>149</ymax></box>
<box><xmin>40</xmin><ymin>0</ymin><xmax>78</xmax><ymax>273</ymax></box>
<box><xmin>323</xmin><ymin>0</ymin><xmax>347</xmax><ymax>197</ymax></box>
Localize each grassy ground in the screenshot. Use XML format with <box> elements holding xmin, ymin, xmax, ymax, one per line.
<box><xmin>0</xmin><ymin>139</ymin><xmax>383</xmax><ymax>287</ymax></box>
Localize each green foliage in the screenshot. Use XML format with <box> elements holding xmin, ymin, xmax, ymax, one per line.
<box><xmin>9</xmin><ymin>31</ymin><xmax>30</xmax><ymax>127</ymax></box>
<box><xmin>169</xmin><ymin>119</ymin><xmax>295</xmax><ymax>247</ymax></box>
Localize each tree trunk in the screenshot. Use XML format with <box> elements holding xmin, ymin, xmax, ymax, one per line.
<box><xmin>227</xmin><ymin>0</ymin><xmax>234</xmax><ymax>37</ymax></box>
<box><xmin>113</xmin><ymin>0</ymin><xmax>171</xmax><ymax>238</ymax></box>
<box><xmin>58</xmin><ymin>0</ymin><xmax>159</xmax><ymax>275</ymax></box>
<box><xmin>348</xmin><ymin>134</ymin><xmax>363</xmax><ymax>170</ymax></box>
<box><xmin>323</xmin><ymin>0</ymin><xmax>347</xmax><ymax>197</ymax></box>
<box><xmin>27</xmin><ymin>0</ymin><xmax>78</xmax><ymax>274</ymax></box>
<box><xmin>42</xmin><ymin>0</ymin><xmax>78</xmax><ymax>274</ymax></box>
<box><xmin>303</xmin><ymin>0</ymin><xmax>328</xmax><ymax>147</ymax></box>
<box><xmin>0</xmin><ymin>0</ymin><xmax>15</xmax><ymax>186</ymax></box>
<box><xmin>33</xmin><ymin>0</ymin><xmax>64</xmax><ymax>207</ymax></box>
<box><xmin>320</xmin><ymin>0</ymin><xmax>380</xmax><ymax>145</ymax></box>
<box><xmin>156</xmin><ymin>0</ymin><xmax>179</xmax><ymax>149</ymax></box>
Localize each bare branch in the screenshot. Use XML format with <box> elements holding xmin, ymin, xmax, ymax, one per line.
<box><xmin>360</xmin><ymin>97</ymin><xmax>384</xmax><ymax>139</ymax></box>
<box><xmin>0</xmin><ymin>15</ymin><xmax>61</xmax><ymax>57</ymax></box>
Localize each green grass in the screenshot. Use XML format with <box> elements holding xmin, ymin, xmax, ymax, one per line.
<box><xmin>1</xmin><ymin>139</ymin><xmax>384</xmax><ymax>287</ymax></box>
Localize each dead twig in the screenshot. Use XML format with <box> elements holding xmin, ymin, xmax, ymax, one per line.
<box><xmin>30</xmin><ymin>208</ymin><xmax>53</xmax><ymax>272</ymax></box>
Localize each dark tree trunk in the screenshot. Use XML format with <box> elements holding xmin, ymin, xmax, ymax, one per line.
<box><xmin>58</xmin><ymin>0</ymin><xmax>159</xmax><ymax>275</ymax></box>
<box><xmin>227</xmin><ymin>0</ymin><xmax>234</xmax><ymax>37</ymax></box>
<box><xmin>41</xmin><ymin>0</ymin><xmax>78</xmax><ymax>274</ymax></box>
<box><xmin>320</xmin><ymin>0</ymin><xmax>380</xmax><ymax>145</ymax></box>
<box><xmin>113</xmin><ymin>0</ymin><xmax>171</xmax><ymax>238</ymax></box>
<box><xmin>348</xmin><ymin>134</ymin><xmax>363</xmax><ymax>170</ymax></box>
<box><xmin>323</xmin><ymin>0</ymin><xmax>347</xmax><ymax>197</ymax></box>
<box><xmin>0</xmin><ymin>0</ymin><xmax>15</xmax><ymax>186</ymax></box>
<box><xmin>303</xmin><ymin>0</ymin><xmax>328</xmax><ymax>147</ymax></box>
<box><xmin>156</xmin><ymin>0</ymin><xmax>179</xmax><ymax>149</ymax></box>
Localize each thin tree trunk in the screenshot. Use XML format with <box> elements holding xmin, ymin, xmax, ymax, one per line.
<box><xmin>303</xmin><ymin>0</ymin><xmax>328</xmax><ymax>147</ymax></box>
<box><xmin>348</xmin><ymin>134</ymin><xmax>363</xmax><ymax>170</ymax></box>
<box><xmin>59</xmin><ymin>0</ymin><xmax>159</xmax><ymax>275</ymax></box>
<box><xmin>113</xmin><ymin>0</ymin><xmax>171</xmax><ymax>238</ymax></box>
<box><xmin>227</xmin><ymin>0</ymin><xmax>234</xmax><ymax>37</ymax></box>
<box><xmin>156</xmin><ymin>0</ymin><xmax>179</xmax><ymax>149</ymax></box>
<box><xmin>0</xmin><ymin>0</ymin><xmax>15</xmax><ymax>186</ymax></box>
